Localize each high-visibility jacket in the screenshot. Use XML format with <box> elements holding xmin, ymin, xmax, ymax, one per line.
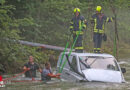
<box><xmin>91</xmin><ymin>13</ymin><xmax>113</xmax><ymax>34</ymax></box>
<box><xmin>70</xmin><ymin>15</ymin><xmax>86</xmax><ymax>35</ymax></box>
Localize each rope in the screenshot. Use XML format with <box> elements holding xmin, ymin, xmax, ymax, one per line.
<box><xmin>59</xmin><ymin>22</ymin><xmax>84</xmax><ymax>73</ymax></box>
<box><xmin>58</xmin><ymin>42</ymin><xmax>69</xmax><ymax>73</ymax></box>
<box><xmin>11</xmin><ymin>80</ymin><xmax>42</xmax><ymax>83</ymax></box>
<box><xmin>58</xmin><ymin>34</ymin><xmax>73</xmax><ymax>73</ymax></box>
<box><xmin>2</xmin><ymin>70</ymin><xmax>42</xmax><ymax>83</ymax></box>
<box><xmin>3</xmin><ymin>71</ymin><xmax>26</xmax><ymax>82</ymax></box>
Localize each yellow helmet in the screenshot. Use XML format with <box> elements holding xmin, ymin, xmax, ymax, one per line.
<box><xmin>96</xmin><ymin>6</ymin><xmax>102</xmax><ymax>12</ymax></box>
<box><xmin>74</xmin><ymin>8</ymin><xmax>80</xmax><ymax>13</ymax></box>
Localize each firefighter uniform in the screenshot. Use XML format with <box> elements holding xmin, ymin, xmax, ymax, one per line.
<box><xmin>70</xmin><ymin>8</ymin><xmax>86</xmax><ymax>53</ymax></box>
<box><xmin>91</xmin><ymin>6</ymin><xmax>113</xmax><ymax>53</ymax></box>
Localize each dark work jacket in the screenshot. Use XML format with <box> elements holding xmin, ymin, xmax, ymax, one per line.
<box><xmin>24</xmin><ymin>62</ymin><xmax>39</xmax><ymax>78</ymax></box>
<box><xmin>91</xmin><ymin>13</ymin><xmax>113</xmax><ymax>33</ymax></box>
<box><xmin>70</xmin><ymin>15</ymin><xmax>86</xmax><ymax>33</ymax></box>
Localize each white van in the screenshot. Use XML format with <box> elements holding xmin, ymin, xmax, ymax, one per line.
<box><xmin>56</xmin><ymin>52</ymin><xmax>126</xmax><ymax>83</ymax></box>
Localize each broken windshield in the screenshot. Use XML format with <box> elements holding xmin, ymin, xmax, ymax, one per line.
<box><xmin>79</xmin><ymin>56</ymin><xmax>119</xmax><ymax>71</ymax></box>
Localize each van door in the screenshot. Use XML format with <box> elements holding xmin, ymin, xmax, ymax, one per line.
<box><xmin>60</xmin><ymin>54</ymin><xmax>72</xmax><ymax>81</ymax></box>
<box><xmin>68</xmin><ymin>55</ymin><xmax>83</xmax><ymax>81</ymax></box>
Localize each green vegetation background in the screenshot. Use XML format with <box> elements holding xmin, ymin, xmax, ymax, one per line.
<box><xmin>0</xmin><ymin>0</ymin><xmax>129</xmax><ymax>73</ymax></box>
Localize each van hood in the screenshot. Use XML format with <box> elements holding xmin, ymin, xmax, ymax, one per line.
<box><xmin>82</xmin><ymin>69</ymin><xmax>123</xmax><ymax>83</ymax></box>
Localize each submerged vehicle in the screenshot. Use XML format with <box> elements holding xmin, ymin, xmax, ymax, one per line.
<box><xmin>7</xmin><ymin>40</ymin><xmax>126</xmax><ymax>83</ymax></box>
<box><xmin>57</xmin><ymin>52</ymin><xmax>126</xmax><ymax>83</ymax></box>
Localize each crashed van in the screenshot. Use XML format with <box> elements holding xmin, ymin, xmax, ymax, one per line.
<box><xmin>57</xmin><ymin>52</ymin><xmax>126</xmax><ymax>83</ymax></box>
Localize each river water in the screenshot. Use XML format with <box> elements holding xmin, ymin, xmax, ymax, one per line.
<box><xmin>1</xmin><ymin>58</ymin><xmax>130</xmax><ymax>90</ymax></box>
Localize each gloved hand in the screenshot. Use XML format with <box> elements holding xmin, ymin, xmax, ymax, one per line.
<box><xmin>84</xmin><ymin>19</ymin><xmax>87</xmax><ymax>24</ymax></box>
<box><xmin>25</xmin><ymin>68</ymin><xmax>30</xmax><ymax>71</ymax></box>
<box><xmin>40</xmin><ymin>71</ymin><xmax>42</xmax><ymax>73</ymax></box>
<box><xmin>102</xmin><ymin>33</ymin><xmax>107</xmax><ymax>41</ymax></box>
<box><xmin>56</xmin><ymin>73</ymin><xmax>61</xmax><ymax>76</ymax></box>
<box><xmin>55</xmin><ymin>73</ymin><xmax>61</xmax><ymax>79</ymax></box>
<box><xmin>112</xmin><ymin>17</ymin><xmax>115</xmax><ymax>20</ymax></box>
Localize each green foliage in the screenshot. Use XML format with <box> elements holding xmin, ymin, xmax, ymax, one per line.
<box><xmin>0</xmin><ymin>0</ymin><xmax>5</xmax><ymax>5</ymax></box>
<box><xmin>0</xmin><ymin>2</ymin><xmax>21</xmax><ymax>72</ymax></box>
<box><xmin>0</xmin><ymin>0</ymin><xmax>129</xmax><ymax>73</ymax></box>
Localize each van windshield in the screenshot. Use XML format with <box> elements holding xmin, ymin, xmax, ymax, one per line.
<box><xmin>79</xmin><ymin>56</ymin><xmax>119</xmax><ymax>71</ymax></box>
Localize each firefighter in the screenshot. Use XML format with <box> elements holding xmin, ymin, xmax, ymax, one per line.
<box><xmin>69</xmin><ymin>8</ymin><xmax>87</xmax><ymax>53</ymax></box>
<box><xmin>91</xmin><ymin>6</ymin><xmax>114</xmax><ymax>53</ymax></box>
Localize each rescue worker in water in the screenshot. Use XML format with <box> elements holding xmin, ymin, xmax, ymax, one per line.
<box><xmin>41</xmin><ymin>62</ymin><xmax>60</xmax><ymax>81</ymax></box>
<box><xmin>23</xmin><ymin>56</ymin><xmax>42</xmax><ymax>78</ymax></box>
<box><xmin>69</xmin><ymin>8</ymin><xmax>87</xmax><ymax>53</ymax></box>
<box><xmin>91</xmin><ymin>6</ymin><xmax>114</xmax><ymax>53</ymax></box>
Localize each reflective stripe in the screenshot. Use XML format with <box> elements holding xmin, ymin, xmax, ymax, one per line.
<box><xmin>97</xmin><ymin>48</ymin><xmax>101</xmax><ymax>50</ymax></box>
<box><xmin>70</xmin><ymin>22</ymin><xmax>73</xmax><ymax>24</ymax></box>
<box><xmin>73</xmin><ymin>31</ymin><xmax>83</xmax><ymax>35</ymax></box>
<box><xmin>99</xmin><ymin>30</ymin><xmax>104</xmax><ymax>33</ymax></box>
<box><xmin>94</xmin><ymin>19</ymin><xmax>97</xmax><ymax>32</ymax></box>
<box><xmin>94</xmin><ymin>48</ymin><xmax>97</xmax><ymax>50</ymax></box>
<box><xmin>75</xmin><ymin>47</ymin><xmax>83</xmax><ymax>50</ymax></box>
<box><xmin>70</xmin><ymin>26</ymin><xmax>73</xmax><ymax>29</ymax></box>
<box><xmin>70</xmin><ymin>22</ymin><xmax>73</xmax><ymax>30</ymax></box>
<box><xmin>94</xmin><ymin>29</ymin><xmax>104</xmax><ymax>33</ymax></box>
<box><xmin>83</xmin><ymin>20</ymin><xmax>86</xmax><ymax>29</ymax></box>
<box><xmin>94</xmin><ymin>48</ymin><xmax>101</xmax><ymax>50</ymax></box>
<box><xmin>102</xmin><ymin>24</ymin><xmax>104</xmax><ymax>30</ymax></box>
<box><xmin>93</xmin><ymin>18</ymin><xmax>104</xmax><ymax>33</ymax></box>
<box><xmin>110</xmin><ymin>17</ymin><xmax>113</xmax><ymax>22</ymax></box>
<box><xmin>83</xmin><ymin>24</ymin><xmax>86</xmax><ymax>28</ymax></box>
<box><xmin>106</xmin><ymin>17</ymin><xmax>109</xmax><ymax>22</ymax></box>
<box><xmin>94</xmin><ymin>29</ymin><xmax>98</xmax><ymax>33</ymax></box>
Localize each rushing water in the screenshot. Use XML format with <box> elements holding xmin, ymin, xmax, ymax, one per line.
<box><xmin>1</xmin><ymin>58</ymin><xmax>130</xmax><ymax>90</ymax></box>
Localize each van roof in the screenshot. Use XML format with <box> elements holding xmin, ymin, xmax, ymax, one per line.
<box><xmin>63</xmin><ymin>52</ymin><xmax>114</xmax><ymax>58</ymax></box>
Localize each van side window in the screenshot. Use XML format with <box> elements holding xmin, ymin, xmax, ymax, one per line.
<box><xmin>64</xmin><ymin>55</ymin><xmax>70</xmax><ymax>69</ymax></box>
<box><xmin>70</xmin><ymin>56</ymin><xmax>78</xmax><ymax>72</ymax></box>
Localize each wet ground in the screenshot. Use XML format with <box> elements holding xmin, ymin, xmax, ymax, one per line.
<box><xmin>1</xmin><ymin>58</ymin><xmax>130</xmax><ymax>90</ymax></box>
